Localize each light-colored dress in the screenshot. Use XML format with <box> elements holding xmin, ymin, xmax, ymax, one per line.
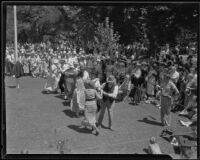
<box><xmin>71</xmin><ymin>78</ymin><xmax>86</xmax><ymax>113</ymax></box>
<box><xmin>83</xmin><ymin>89</ymin><xmax>102</xmax><ymax>127</ymax></box>
<box><xmin>44</xmin><ymin>64</ymin><xmax>59</xmax><ymax>92</ymax></box>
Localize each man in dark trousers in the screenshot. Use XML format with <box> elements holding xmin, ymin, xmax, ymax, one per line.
<box><xmin>97</xmin><ymin>75</ymin><xmax>119</xmax><ymax>130</ymax></box>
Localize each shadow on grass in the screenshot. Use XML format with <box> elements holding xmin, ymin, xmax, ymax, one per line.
<box><xmin>149</xmin><ymin>116</ymin><xmax>157</xmax><ymax>120</ymax></box>
<box><xmin>7</xmin><ymin>85</ymin><xmax>16</xmax><ymax>88</ymax></box>
<box><xmin>63</xmin><ymin>109</ymin><xmax>75</xmax><ymax>118</ymax></box>
<box><xmin>129</xmin><ymin>102</ymin><xmax>139</xmax><ymax>106</ymax></box>
<box><xmin>68</xmin><ymin>124</ymin><xmax>92</xmax><ymax>134</ymax></box>
<box><xmin>54</xmin><ymin>95</ymin><xmax>64</xmax><ymax>100</ymax></box>
<box><xmin>41</xmin><ymin>90</ymin><xmax>56</xmax><ymax>95</ymax></box>
<box><xmin>62</xmin><ymin>101</ymin><xmax>70</xmax><ymax>106</ymax></box>
<box><xmin>138</xmin><ymin>117</ymin><xmax>163</xmax><ymax>126</ymax></box>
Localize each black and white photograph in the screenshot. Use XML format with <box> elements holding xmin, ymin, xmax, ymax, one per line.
<box><xmin>2</xmin><ymin>1</ymin><xmax>198</xmax><ymax>159</ymax></box>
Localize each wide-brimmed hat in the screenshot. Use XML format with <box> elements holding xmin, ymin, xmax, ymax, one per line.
<box><xmin>106</xmin><ymin>75</ymin><xmax>116</xmax><ymax>84</ymax></box>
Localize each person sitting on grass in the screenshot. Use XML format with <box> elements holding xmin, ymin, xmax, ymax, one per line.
<box><xmin>148</xmin><ymin>137</ymin><xmax>162</xmax><ymax>154</ymax></box>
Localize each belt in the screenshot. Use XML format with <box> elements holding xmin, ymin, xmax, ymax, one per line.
<box><xmin>86</xmin><ymin>98</ymin><xmax>96</xmax><ymax>101</ymax></box>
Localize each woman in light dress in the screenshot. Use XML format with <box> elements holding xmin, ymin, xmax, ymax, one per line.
<box><xmin>70</xmin><ymin>70</ymin><xmax>86</xmax><ymax>117</ymax></box>
<box><xmin>43</xmin><ymin>59</ymin><xmax>60</xmax><ymax>93</ymax></box>
<box><xmin>81</xmin><ymin>80</ymin><xmax>103</xmax><ymax>136</ymax></box>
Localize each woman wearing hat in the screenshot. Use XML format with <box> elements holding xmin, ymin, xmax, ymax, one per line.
<box><xmin>81</xmin><ymin>80</ymin><xmax>102</xmax><ymax>135</ymax></box>
<box><xmin>97</xmin><ymin>75</ymin><xmax>119</xmax><ymax>130</ymax></box>
<box><xmin>157</xmin><ymin>70</ymin><xmax>179</xmax><ymax>126</ymax></box>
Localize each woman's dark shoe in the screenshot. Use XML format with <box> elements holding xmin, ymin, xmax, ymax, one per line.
<box><xmin>92</xmin><ymin>129</ymin><xmax>100</xmax><ymax>136</ymax></box>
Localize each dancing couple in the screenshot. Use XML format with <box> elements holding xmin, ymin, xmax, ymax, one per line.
<box><xmin>80</xmin><ymin>75</ymin><xmax>119</xmax><ymax>135</ymax></box>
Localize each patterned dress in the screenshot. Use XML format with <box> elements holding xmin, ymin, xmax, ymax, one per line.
<box><xmin>83</xmin><ymin>89</ymin><xmax>102</xmax><ymax>127</ymax></box>
<box><xmin>44</xmin><ymin>64</ymin><xmax>59</xmax><ymax>92</ymax></box>
<box><xmin>71</xmin><ymin>78</ymin><xmax>86</xmax><ymax>113</ymax></box>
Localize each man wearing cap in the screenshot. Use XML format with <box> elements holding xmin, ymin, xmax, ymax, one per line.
<box><xmin>97</xmin><ymin>75</ymin><xmax>119</xmax><ymax>130</ymax></box>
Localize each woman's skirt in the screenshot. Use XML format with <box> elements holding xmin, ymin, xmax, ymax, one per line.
<box><xmin>147</xmin><ymin>81</ymin><xmax>155</xmax><ymax>96</ymax></box>
<box><xmin>84</xmin><ymin>101</ymin><xmax>97</xmax><ymax>126</ymax></box>
<box><xmin>41</xmin><ymin>62</ymin><xmax>48</xmax><ymax>76</ymax></box>
<box><xmin>77</xmin><ymin>90</ymin><xmax>86</xmax><ymax>111</ymax></box>
<box><xmin>44</xmin><ymin>75</ymin><xmax>56</xmax><ymax>92</ymax></box>
<box><xmin>70</xmin><ymin>89</ymin><xmax>79</xmax><ymax>113</ymax></box>
<box><xmin>64</xmin><ymin>77</ymin><xmax>76</xmax><ymax>100</ymax></box>
<box><xmin>160</xmin><ymin>95</ymin><xmax>172</xmax><ymax>126</ymax></box>
<box><xmin>12</xmin><ymin>62</ymin><xmax>24</xmax><ymax>78</ymax></box>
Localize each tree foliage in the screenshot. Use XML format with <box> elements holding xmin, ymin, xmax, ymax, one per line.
<box><xmin>94</xmin><ymin>17</ymin><xmax>120</xmax><ymax>55</ymax></box>
<box><xmin>6</xmin><ymin>4</ymin><xmax>198</xmax><ymax>55</ymax></box>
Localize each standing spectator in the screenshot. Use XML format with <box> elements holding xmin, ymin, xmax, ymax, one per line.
<box><xmin>159</xmin><ymin>70</ymin><xmax>179</xmax><ymax>126</ymax></box>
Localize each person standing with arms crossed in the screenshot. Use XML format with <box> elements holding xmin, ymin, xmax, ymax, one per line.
<box><xmin>97</xmin><ymin>75</ymin><xmax>119</xmax><ymax>130</ymax></box>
